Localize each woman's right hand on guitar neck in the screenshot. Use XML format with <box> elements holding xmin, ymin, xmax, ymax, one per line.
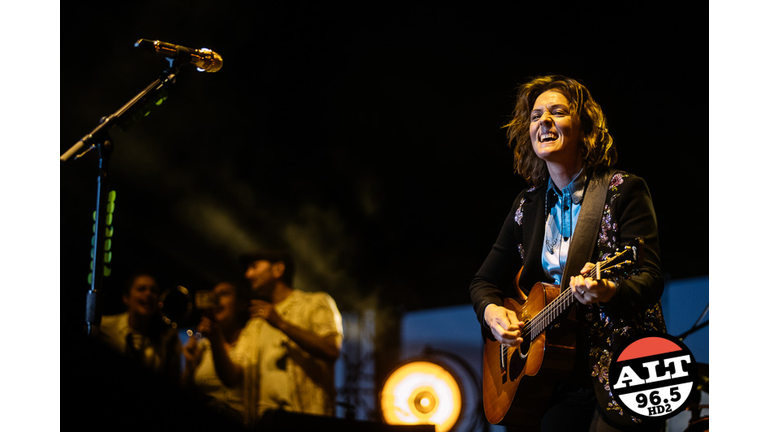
<box><xmin>484</xmin><ymin>304</ymin><xmax>525</xmax><ymax>347</ymax></box>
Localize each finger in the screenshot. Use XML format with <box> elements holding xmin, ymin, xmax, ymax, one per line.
<box><xmin>571</xmin><ymin>275</ymin><xmax>590</xmax><ymax>292</ymax></box>
<box><xmin>501</xmin><ymin>311</ymin><xmax>525</xmax><ymax>329</ymax></box>
<box><xmin>503</xmin><ymin>317</ymin><xmax>525</xmax><ymax>330</ymax></box>
<box><xmin>494</xmin><ymin>331</ymin><xmax>520</xmax><ymax>346</ymax></box>
<box><xmin>492</xmin><ymin>323</ymin><xmax>514</xmax><ymax>340</ymax></box>
<box><xmin>569</xmin><ymin>275</ymin><xmax>578</xmax><ymax>288</ymax></box>
<box><xmin>570</xmin><ymin>281</ymin><xmax>582</xmax><ymax>296</ymax></box>
<box><xmin>493</xmin><ymin>319</ymin><xmax>517</xmax><ymax>335</ymax></box>
<box><xmin>494</xmin><ymin>324</ymin><xmax>523</xmax><ymax>341</ymax></box>
<box><xmin>572</xmin><ymin>287</ymin><xmax>588</xmax><ymax>304</ymax></box>
<box><xmin>501</xmin><ymin>336</ymin><xmax>524</xmax><ymax>347</ymax></box>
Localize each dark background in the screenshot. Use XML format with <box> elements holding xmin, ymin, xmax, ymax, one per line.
<box><xmin>61</xmin><ymin>3</ymin><xmax>707</xmax><ymax>335</ymax></box>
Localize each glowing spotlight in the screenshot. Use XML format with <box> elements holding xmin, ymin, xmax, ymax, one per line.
<box><xmin>380</xmin><ymin>360</ymin><xmax>463</xmax><ymax>432</ymax></box>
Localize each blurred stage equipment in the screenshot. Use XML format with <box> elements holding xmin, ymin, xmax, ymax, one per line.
<box><xmin>61</xmin><ymin>39</ymin><xmax>221</xmax><ymax>337</ymax></box>
<box><xmin>159</xmin><ymin>286</ymin><xmax>219</xmax><ymax>330</ymax></box>
<box><xmin>158</xmin><ymin>285</ymin><xmax>193</xmax><ymax>329</ymax></box>
<box><xmin>380</xmin><ymin>348</ymin><xmax>482</xmax><ymax>432</ymax></box>
<box><xmin>682</xmin><ymin>362</ymin><xmax>709</xmax><ymax>432</ymax></box>
<box><xmin>258</xmin><ymin>410</ymin><xmax>436</xmax><ymax>432</ymax></box>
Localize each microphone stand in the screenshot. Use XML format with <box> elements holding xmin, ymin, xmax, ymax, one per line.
<box><xmin>61</xmin><ymin>60</ymin><xmax>183</xmax><ymax>337</ymax></box>
<box><xmin>676</xmin><ymin>302</ymin><xmax>709</xmax><ymax>425</ymax></box>
<box><xmin>677</xmin><ymin>303</ymin><xmax>709</xmax><ymax>342</ymax></box>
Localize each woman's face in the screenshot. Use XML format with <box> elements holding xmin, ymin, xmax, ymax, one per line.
<box><xmin>529</xmin><ymin>90</ymin><xmax>581</xmax><ymax>165</ymax></box>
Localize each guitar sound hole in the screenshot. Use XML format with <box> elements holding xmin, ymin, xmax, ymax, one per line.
<box><xmin>507</xmin><ymin>336</ymin><xmax>530</xmax><ymax>380</ymax></box>
<box><xmin>517</xmin><ymin>336</ymin><xmax>531</xmax><ymax>358</ymax></box>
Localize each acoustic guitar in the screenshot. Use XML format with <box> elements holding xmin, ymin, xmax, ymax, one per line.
<box><xmin>482</xmin><ymin>239</ymin><xmax>644</xmax><ymax>428</ymax></box>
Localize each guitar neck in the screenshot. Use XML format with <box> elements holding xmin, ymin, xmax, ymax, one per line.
<box><xmin>522</xmin><ymin>287</ymin><xmax>574</xmax><ymax>341</ymax></box>
<box><xmin>522</xmin><ymin>261</ymin><xmax>606</xmax><ymax>339</ymax></box>
<box><xmin>521</xmin><ymin>240</ymin><xmax>641</xmax><ymax>341</ymax></box>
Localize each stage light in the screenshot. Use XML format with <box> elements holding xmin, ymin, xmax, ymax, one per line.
<box><xmin>380</xmin><ymin>359</ymin><xmax>463</xmax><ymax>432</ymax></box>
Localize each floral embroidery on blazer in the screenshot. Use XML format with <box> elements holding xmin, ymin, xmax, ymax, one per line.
<box><xmin>583</xmin><ymin>172</ymin><xmax>666</xmax><ymax>425</ymax></box>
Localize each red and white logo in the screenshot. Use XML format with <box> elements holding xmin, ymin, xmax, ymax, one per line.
<box><xmin>609</xmin><ymin>332</ymin><xmax>698</xmax><ymax>420</ymax></box>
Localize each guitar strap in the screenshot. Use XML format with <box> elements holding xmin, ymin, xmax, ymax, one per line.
<box><xmin>560</xmin><ymin>169</ymin><xmax>617</xmax><ymax>288</ymax></box>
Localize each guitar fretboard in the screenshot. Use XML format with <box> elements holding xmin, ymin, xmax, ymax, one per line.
<box><xmin>522</xmin><ymin>288</ymin><xmax>574</xmax><ymax>341</ymax></box>
<box><xmin>520</xmin><ymin>250</ymin><xmax>634</xmax><ymax>341</ymax></box>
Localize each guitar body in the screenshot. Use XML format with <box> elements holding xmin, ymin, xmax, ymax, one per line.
<box><xmin>482</xmin><ymin>282</ymin><xmax>578</xmax><ymax>428</ymax></box>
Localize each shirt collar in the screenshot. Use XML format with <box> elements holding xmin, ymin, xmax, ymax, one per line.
<box><xmin>547</xmin><ymin>168</ymin><xmax>587</xmax><ymax>205</ymax></box>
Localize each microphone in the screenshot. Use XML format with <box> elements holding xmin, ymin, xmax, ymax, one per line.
<box><xmin>135</xmin><ymin>39</ymin><xmax>223</xmax><ymax>73</ymax></box>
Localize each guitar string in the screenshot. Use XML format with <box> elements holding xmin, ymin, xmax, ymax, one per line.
<box><xmin>520</xmin><ymin>253</ymin><xmax>626</xmax><ymax>339</ymax></box>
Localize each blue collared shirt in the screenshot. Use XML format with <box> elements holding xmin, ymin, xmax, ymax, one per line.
<box><xmin>542</xmin><ymin>170</ymin><xmax>586</xmax><ymax>285</ymax></box>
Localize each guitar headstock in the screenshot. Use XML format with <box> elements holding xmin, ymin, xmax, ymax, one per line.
<box><xmin>596</xmin><ymin>238</ymin><xmax>645</xmax><ymax>279</ymax></box>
